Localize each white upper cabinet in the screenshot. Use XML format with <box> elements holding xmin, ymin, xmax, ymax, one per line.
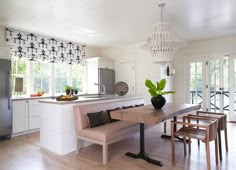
<box><xmin>0</xmin><ymin>27</ymin><xmax>12</xmax><ymax>60</ymax></box>
<box><xmin>0</xmin><ymin>46</ymin><xmax>11</xmax><ymax>60</ymax></box>
<box><xmin>86</xmin><ymin>57</ymin><xmax>114</xmax><ymax>69</ymax></box>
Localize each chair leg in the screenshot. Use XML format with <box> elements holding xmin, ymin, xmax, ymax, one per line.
<box><xmin>188</xmin><ymin>138</ymin><xmax>191</xmax><ymax>154</ymax></box>
<box><xmin>218</xmin><ymin>130</ymin><xmax>222</xmax><ymax>161</ymax></box>
<box><xmin>197</xmin><ymin>119</ymin><xmax>200</xmax><ymax>147</ymax></box>
<box><xmin>183</xmin><ymin>137</ymin><xmax>187</xmax><ymax>156</ymax></box>
<box><xmin>215</xmin><ymin>137</ymin><xmax>219</xmax><ymax>166</ymax></box>
<box><xmin>171</xmin><ymin>123</ymin><xmax>175</xmax><ymax>166</ymax></box>
<box><xmin>103</xmin><ymin>144</ymin><xmax>108</xmax><ymax>164</ymax></box>
<box><xmin>164</xmin><ymin>121</ymin><xmax>167</xmax><ymax>134</ymax></box>
<box><xmin>205</xmin><ymin>141</ymin><xmax>211</xmax><ymax>170</ymax></box>
<box><xmin>225</xmin><ymin>128</ymin><xmax>228</xmax><ymax>152</ymax></box>
<box><xmin>76</xmin><ymin>138</ymin><xmax>82</xmax><ymax>154</ymax></box>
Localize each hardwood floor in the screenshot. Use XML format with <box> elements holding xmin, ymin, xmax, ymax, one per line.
<box><xmin>0</xmin><ymin>122</ymin><xmax>235</xmax><ymax>170</ymax></box>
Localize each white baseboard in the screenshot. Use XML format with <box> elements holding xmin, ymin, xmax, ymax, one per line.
<box><xmin>12</xmin><ymin>129</ymin><xmax>39</xmax><ymax>137</ymax></box>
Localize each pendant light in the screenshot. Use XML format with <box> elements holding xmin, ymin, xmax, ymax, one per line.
<box><xmin>142</xmin><ymin>3</ymin><xmax>187</xmax><ymax>64</ymax></box>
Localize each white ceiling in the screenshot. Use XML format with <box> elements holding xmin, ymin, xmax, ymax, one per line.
<box><xmin>0</xmin><ymin>0</ymin><xmax>236</xmax><ymax>47</ymax></box>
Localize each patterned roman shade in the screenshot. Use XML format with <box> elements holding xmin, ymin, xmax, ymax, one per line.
<box><xmin>6</xmin><ymin>28</ymin><xmax>85</xmax><ymax>65</ymax></box>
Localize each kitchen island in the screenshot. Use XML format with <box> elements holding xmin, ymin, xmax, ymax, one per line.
<box><xmin>39</xmin><ymin>95</ymin><xmax>143</xmax><ymax>155</ymax></box>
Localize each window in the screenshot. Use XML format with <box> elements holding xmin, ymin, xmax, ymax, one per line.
<box><xmin>189</xmin><ymin>62</ymin><xmax>203</xmax><ymax>106</ymax></box>
<box><xmin>11</xmin><ymin>59</ymin><xmax>27</xmax><ymax>96</ymax></box>
<box><xmin>11</xmin><ymin>58</ymin><xmax>86</xmax><ymax>96</ymax></box>
<box><xmin>71</xmin><ymin>65</ymin><xmax>85</xmax><ymax>93</ymax></box>
<box><xmin>54</xmin><ymin>63</ymin><xmax>70</xmax><ymax>94</ymax></box>
<box><xmin>32</xmin><ymin>61</ymin><xmax>51</xmax><ymax>95</ymax></box>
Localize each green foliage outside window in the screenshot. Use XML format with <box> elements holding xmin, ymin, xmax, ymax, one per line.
<box><xmin>33</xmin><ymin>62</ymin><xmax>50</xmax><ymax>94</ymax></box>
<box><xmin>12</xmin><ymin>58</ymin><xmax>85</xmax><ymax>96</ymax></box>
<box><xmin>11</xmin><ymin>59</ymin><xmax>27</xmax><ymax>96</ymax></box>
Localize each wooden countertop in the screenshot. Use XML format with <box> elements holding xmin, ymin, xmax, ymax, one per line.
<box><xmin>111</xmin><ymin>103</ymin><xmax>201</xmax><ymax>124</ymax></box>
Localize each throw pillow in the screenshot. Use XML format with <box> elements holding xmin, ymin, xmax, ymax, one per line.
<box><xmin>135</xmin><ymin>103</ymin><xmax>144</xmax><ymax>107</ymax></box>
<box><xmin>87</xmin><ymin>111</ymin><xmax>106</xmax><ymax>128</ymax></box>
<box><xmin>107</xmin><ymin>107</ymin><xmax>120</xmax><ymax>122</ymax></box>
<box><xmin>122</xmin><ymin>105</ymin><xmax>134</xmax><ymax>109</ymax></box>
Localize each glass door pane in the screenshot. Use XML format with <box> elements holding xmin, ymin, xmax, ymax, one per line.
<box><xmin>222</xmin><ymin>56</ymin><xmax>229</xmax><ymax>114</ymax></box>
<box><xmin>209</xmin><ymin>59</ymin><xmax>220</xmax><ymax>112</ymax></box>
<box><xmin>189</xmin><ymin>62</ymin><xmax>203</xmax><ymax>107</ymax></box>
<box><xmin>208</xmin><ymin>56</ymin><xmax>229</xmax><ymax>113</ymax></box>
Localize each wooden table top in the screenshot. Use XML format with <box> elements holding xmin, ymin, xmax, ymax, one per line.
<box><xmin>111</xmin><ymin>103</ymin><xmax>201</xmax><ymax>125</ymax></box>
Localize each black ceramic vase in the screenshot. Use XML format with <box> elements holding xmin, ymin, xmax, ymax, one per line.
<box><xmin>151</xmin><ymin>95</ymin><xmax>166</xmax><ymax>109</ymax></box>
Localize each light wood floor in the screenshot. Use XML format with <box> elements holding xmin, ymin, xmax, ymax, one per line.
<box><xmin>0</xmin><ymin>122</ymin><xmax>235</xmax><ymax>170</ymax></box>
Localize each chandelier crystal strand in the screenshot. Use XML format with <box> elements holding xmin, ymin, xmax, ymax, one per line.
<box><xmin>142</xmin><ymin>3</ymin><xmax>187</xmax><ymax>64</ymax></box>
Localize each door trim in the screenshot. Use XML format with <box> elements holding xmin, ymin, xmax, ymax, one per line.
<box><xmin>117</xmin><ymin>60</ymin><xmax>136</xmax><ymax>95</ymax></box>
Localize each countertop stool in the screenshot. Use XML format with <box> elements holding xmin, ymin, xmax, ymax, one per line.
<box><xmin>193</xmin><ymin>111</ymin><xmax>228</xmax><ymax>161</ymax></box>
<box><xmin>171</xmin><ymin>115</ymin><xmax>219</xmax><ymax>170</ymax></box>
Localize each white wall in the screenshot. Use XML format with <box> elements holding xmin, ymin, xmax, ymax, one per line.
<box><xmin>174</xmin><ymin>35</ymin><xmax>236</xmax><ymax>104</ymax></box>
<box><xmin>102</xmin><ymin>42</ymin><xmax>166</xmax><ymax>104</ymax></box>
<box><xmin>102</xmin><ymin>34</ymin><xmax>236</xmax><ymax>105</ymax></box>
<box><xmin>85</xmin><ymin>46</ymin><xmax>102</xmax><ymax>58</ymax></box>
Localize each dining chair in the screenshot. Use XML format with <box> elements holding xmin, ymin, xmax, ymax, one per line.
<box><xmin>171</xmin><ymin>115</ymin><xmax>219</xmax><ymax>170</ymax></box>
<box><xmin>193</xmin><ymin>111</ymin><xmax>228</xmax><ymax>161</ymax></box>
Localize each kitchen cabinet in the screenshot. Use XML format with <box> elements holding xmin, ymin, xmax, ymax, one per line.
<box><xmin>28</xmin><ymin>100</ymin><xmax>41</xmax><ymax>130</ymax></box>
<box><xmin>0</xmin><ymin>39</ymin><xmax>12</xmax><ymax>60</ymax></box>
<box><xmin>12</xmin><ymin>100</ymin><xmax>28</xmax><ymax>133</ymax></box>
<box><xmin>12</xmin><ymin>99</ymin><xmax>41</xmax><ymax>134</ymax></box>
<box><xmin>86</xmin><ymin>57</ymin><xmax>114</xmax><ymax>70</ymax></box>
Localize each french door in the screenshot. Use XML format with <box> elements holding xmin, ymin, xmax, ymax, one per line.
<box><xmin>229</xmin><ymin>56</ymin><xmax>236</xmax><ymax>121</ymax></box>
<box><xmin>207</xmin><ymin>56</ymin><xmax>229</xmax><ymax>113</ymax></box>
<box><xmin>189</xmin><ymin>55</ymin><xmax>236</xmax><ymax>121</ymax></box>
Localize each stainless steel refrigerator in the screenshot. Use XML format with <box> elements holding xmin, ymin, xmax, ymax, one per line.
<box><xmin>0</xmin><ymin>59</ymin><xmax>12</xmax><ymax>141</ymax></box>
<box><xmin>98</xmin><ymin>68</ymin><xmax>115</xmax><ymax>94</ymax></box>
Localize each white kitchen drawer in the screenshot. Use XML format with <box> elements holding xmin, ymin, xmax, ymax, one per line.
<box><xmin>28</xmin><ymin>99</ymin><xmax>39</xmax><ymax>106</ymax></box>
<box><xmin>29</xmin><ymin>105</ymin><xmax>41</xmax><ymax>117</ymax></box>
<box><xmin>29</xmin><ymin>116</ymin><xmax>40</xmax><ymax>130</ymax></box>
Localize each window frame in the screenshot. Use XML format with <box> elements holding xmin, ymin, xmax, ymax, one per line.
<box><xmin>11</xmin><ymin>59</ymin><xmax>86</xmax><ymax>97</ymax></box>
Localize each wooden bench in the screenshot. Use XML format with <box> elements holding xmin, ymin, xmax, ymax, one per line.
<box><xmin>73</xmin><ymin>97</ymin><xmax>144</xmax><ymax>164</ymax></box>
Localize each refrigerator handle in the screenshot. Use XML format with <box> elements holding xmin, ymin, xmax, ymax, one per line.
<box><xmin>7</xmin><ymin>71</ymin><xmax>11</xmax><ymax>110</ymax></box>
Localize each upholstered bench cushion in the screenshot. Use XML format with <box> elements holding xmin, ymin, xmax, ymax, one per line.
<box><xmin>79</xmin><ymin>121</ymin><xmax>139</xmax><ymax>142</ymax></box>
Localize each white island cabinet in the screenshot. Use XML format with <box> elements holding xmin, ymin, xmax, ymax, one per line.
<box><xmin>39</xmin><ymin>96</ymin><xmax>141</xmax><ymax>155</ymax></box>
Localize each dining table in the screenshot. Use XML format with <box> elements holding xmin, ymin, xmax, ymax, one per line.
<box><xmin>111</xmin><ymin>103</ymin><xmax>201</xmax><ymax>166</ymax></box>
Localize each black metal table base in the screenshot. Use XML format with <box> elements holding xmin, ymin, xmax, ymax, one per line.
<box><xmin>125</xmin><ymin>123</ymin><xmax>163</xmax><ymax>167</ymax></box>
<box><xmin>161</xmin><ymin>134</ymin><xmax>186</xmax><ymax>141</ymax></box>
<box><xmin>125</xmin><ymin>152</ymin><xmax>163</xmax><ymax>166</ymax></box>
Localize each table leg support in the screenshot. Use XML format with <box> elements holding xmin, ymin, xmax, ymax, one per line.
<box><xmin>125</xmin><ymin>123</ymin><xmax>163</xmax><ymax>166</ymax></box>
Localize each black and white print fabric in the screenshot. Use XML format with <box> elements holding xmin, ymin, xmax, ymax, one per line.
<box><xmin>6</xmin><ymin>28</ymin><xmax>85</xmax><ymax>65</ymax></box>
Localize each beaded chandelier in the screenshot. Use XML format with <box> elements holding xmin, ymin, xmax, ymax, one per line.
<box><xmin>142</xmin><ymin>3</ymin><xmax>187</xmax><ymax>64</ymax></box>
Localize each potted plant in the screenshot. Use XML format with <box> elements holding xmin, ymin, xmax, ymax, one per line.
<box><xmin>64</xmin><ymin>85</ymin><xmax>72</xmax><ymax>95</ymax></box>
<box><xmin>145</xmin><ymin>79</ymin><xmax>175</xmax><ymax>109</ymax></box>
<box><xmin>73</xmin><ymin>87</ymin><xmax>78</xmax><ymax>95</ymax></box>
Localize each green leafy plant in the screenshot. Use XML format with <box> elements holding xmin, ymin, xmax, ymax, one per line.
<box><xmin>64</xmin><ymin>85</ymin><xmax>72</xmax><ymax>91</ymax></box>
<box><xmin>145</xmin><ymin>79</ymin><xmax>175</xmax><ymax>97</ymax></box>
<box><xmin>72</xmin><ymin>86</ymin><xmax>78</xmax><ymax>91</ymax></box>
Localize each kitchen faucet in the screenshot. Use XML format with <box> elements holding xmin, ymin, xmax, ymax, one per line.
<box><xmin>94</xmin><ymin>83</ymin><xmax>106</xmax><ymax>95</ymax></box>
